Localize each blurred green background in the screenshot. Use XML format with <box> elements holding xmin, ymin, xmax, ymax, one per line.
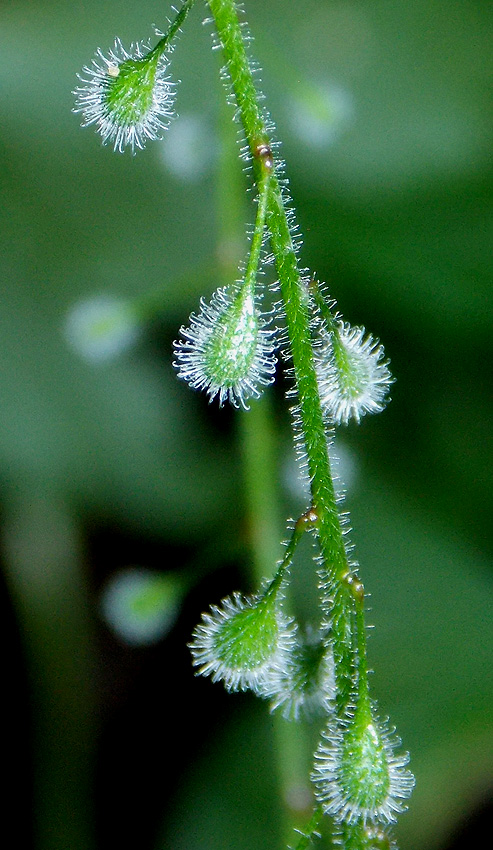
<box><xmin>1</xmin><ymin>1</ymin><xmax>492</xmax><ymax>849</ymax></box>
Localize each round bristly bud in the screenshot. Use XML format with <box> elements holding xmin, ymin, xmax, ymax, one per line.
<box><xmin>312</xmin><ymin>707</ymin><xmax>415</xmax><ymax>824</ymax></box>
<box><xmin>189</xmin><ymin>589</ymin><xmax>296</xmax><ymax>695</ymax></box>
<box><xmin>316</xmin><ymin>322</ymin><xmax>393</xmax><ymax>425</ymax></box>
<box><xmin>100</xmin><ymin>567</ymin><xmax>182</xmax><ymax>646</ymax></box>
<box><xmin>64</xmin><ymin>294</ymin><xmax>140</xmax><ymax>362</ymax></box>
<box><xmin>73</xmin><ymin>38</ymin><xmax>175</xmax><ymax>153</ymax></box>
<box><xmin>269</xmin><ymin>627</ymin><xmax>335</xmax><ymax>721</ymax></box>
<box><xmin>173</xmin><ymin>285</ymin><xmax>277</xmax><ymax>410</ymax></box>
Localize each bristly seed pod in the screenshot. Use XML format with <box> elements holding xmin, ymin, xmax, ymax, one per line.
<box><xmin>73</xmin><ymin>37</ymin><xmax>176</xmax><ymax>153</ymax></box>
<box><xmin>312</xmin><ymin>706</ymin><xmax>415</xmax><ymax>825</ymax></box>
<box><xmin>173</xmin><ymin>284</ymin><xmax>277</xmax><ymax>410</ymax></box>
<box><xmin>316</xmin><ymin>322</ymin><xmax>393</xmax><ymax>425</ymax></box>
<box><xmin>269</xmin><ymin>626</ymin><xmax>335</xmax><ymax>721</ymax></box>
<box><xmin>189</xmin><ymin>587</ymin><xmax>296</xmax><ymax>695</ymax></box>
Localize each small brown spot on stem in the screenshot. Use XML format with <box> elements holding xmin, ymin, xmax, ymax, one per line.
<box><xmin>342</xmin><ymin>571</ymin><xmax>365</xmax><ymax>602</ymax></box>
<box><xmin>253</xmin><ymin>141</ymin><xmax>274</xmax><ymax>171</ymax></box>
<box><xmin>296</xmin><ymin>506</ymin><xmax>319</xmax><ymax>531</ymax></box>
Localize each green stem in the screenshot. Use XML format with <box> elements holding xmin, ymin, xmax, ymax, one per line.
<box><xmin>353</xmin><ymin>577</ymin><xmax>371</xmax><ymax>712</ymax></box>
<box><xmin>220</xmin><ymin>93</ymin><xmax>315</xmax><ymax>847</ymax></box>
<box><xmin>243</xmin><ymin>167</ymin><xmax>271</xmax><ymax>296</ymax></box>
<box><xmin>265</xmin><ymin>508</ymin><xmax>320</xmax><ymax>599</ymax></box>
<box><xmin>309</xmin><ymin>278</ymin><xmax>338</xmax><ymax>331</ymax></box>
<box><xmin>151</xmin><ymin>0</ymin><xmax>198</xmax><ymax>59</ymax></box>
<box><xmin>233</xmin><ymin>162</ymin><xmax>271</xmax><ymax>314</ymax></box>
<box><xmin>291</xmin><ymin>805</ymin><xmax>324</xmax><ymax>850</ymax></box>
<box><xmin>239</xmin><ymin>400</ymin><xmax>281</xmax><ymax>582</ymax></box>
<box><xmin>207</xmin><ymin>0</ymin><xmax>361</xmax><ymax>714</ymax></box>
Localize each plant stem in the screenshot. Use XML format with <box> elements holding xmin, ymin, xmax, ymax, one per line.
<box><xmin>243</xmin><ymin>166</ymin><xmax>271</xmax><ymax>296</ymax></box>
<box><xmin>151</xmin><ymin>0</ymin><xmax>198</xmax><ymax>59</ymax></box>
<box><xmin>291</xmin><ymin>805</ymin><xmax>324</xmax><ymax>850</ymax></box>
<box><xmin>207</xmin><ymin>0</ymin><xmax>366</xmax><ymax>716</ymax></box>
<box><xmin>215</xmin><ymin>70</ymin><xmax>315</xmax><ymax>850</ymax></box>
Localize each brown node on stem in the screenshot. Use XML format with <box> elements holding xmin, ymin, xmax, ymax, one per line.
<box><xmin>342</xmin><ymin>571</ymin><xmax>365</xmax><ymax>603</ymax></box>
<box><xmin>296</xmin><ymin>506</ymin><xmax>319</xmax><ymax>531</ymax></box>
<box><xmin>253</xmin><ymin>140</ymin><xmax>274</xmax><ymax>171</ymax></box>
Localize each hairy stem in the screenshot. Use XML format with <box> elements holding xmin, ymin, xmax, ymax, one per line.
<box><xmin>151</xmin><ymin>0</ymin><xmax>198</xmax><ymax>58</ymax></box>
<box><xmin>207</xmin><ymin>0</ymin><xmax>367</xmax><ymax>715</ymax></box>
<box><xmin>291</xmin><ymin>805</ymin><xmax>324</xmax><ymax>850</ymax></box>
<box><xmin>218</xmin><ymin>99</ymin><xmax>314</xmax><ymax>846</ymax></box>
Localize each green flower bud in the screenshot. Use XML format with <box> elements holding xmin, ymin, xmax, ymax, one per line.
<box><xmin>189</xmin><ymin>585</ymin><xmax>295</xmax><ymax>695</ymax></box>
<box><xmin>312</xmin><ymin>705</ymin><xmax>415</xmax><ymax>824</ymax></box>
<box><xmin>269</xmin><ymin>627</ymin><xmax>335</xmax><ymax>721</ymax></box>
<box><xmin>316</xmin><ymin>322</ymin><xmax>393</xmax><ymax>425</ymax></box>
<box><xmin>73</xmin><ymin>37</ymin><xmax>175</xmax><ymax>153</ymax></box>
<box><xmin>174</xmin><ymin>284</ymin><xmax>277</xmax><ymax>409</ymax></box>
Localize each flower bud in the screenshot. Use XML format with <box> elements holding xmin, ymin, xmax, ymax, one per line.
<box><xmin>316</xmin><ymin>322</ymin><xmax>393</xmax><ymax>425</ymax></box>
<box><xmin>173</xmin><ymin>285</ymin><xmax>277</xmax><ymax>409</ymax></box>
<box><xmin>189</xmin><ymin>586</ymin><xmax>296</xmax><ymax>695</ymax></box>
<box><xmin>312</xmin><ymin>706</ymin><xmax>415</xmax><ymax>824</ymax></box>
<box><xmin>73</xmin><ymin>37</ymin><xmax>175</xmax><ymax>153</ymax></box>
<box><xmin>269</xmin><ymin>627</ymin><xmax>335</xmax><ymax>721</ymax></box>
